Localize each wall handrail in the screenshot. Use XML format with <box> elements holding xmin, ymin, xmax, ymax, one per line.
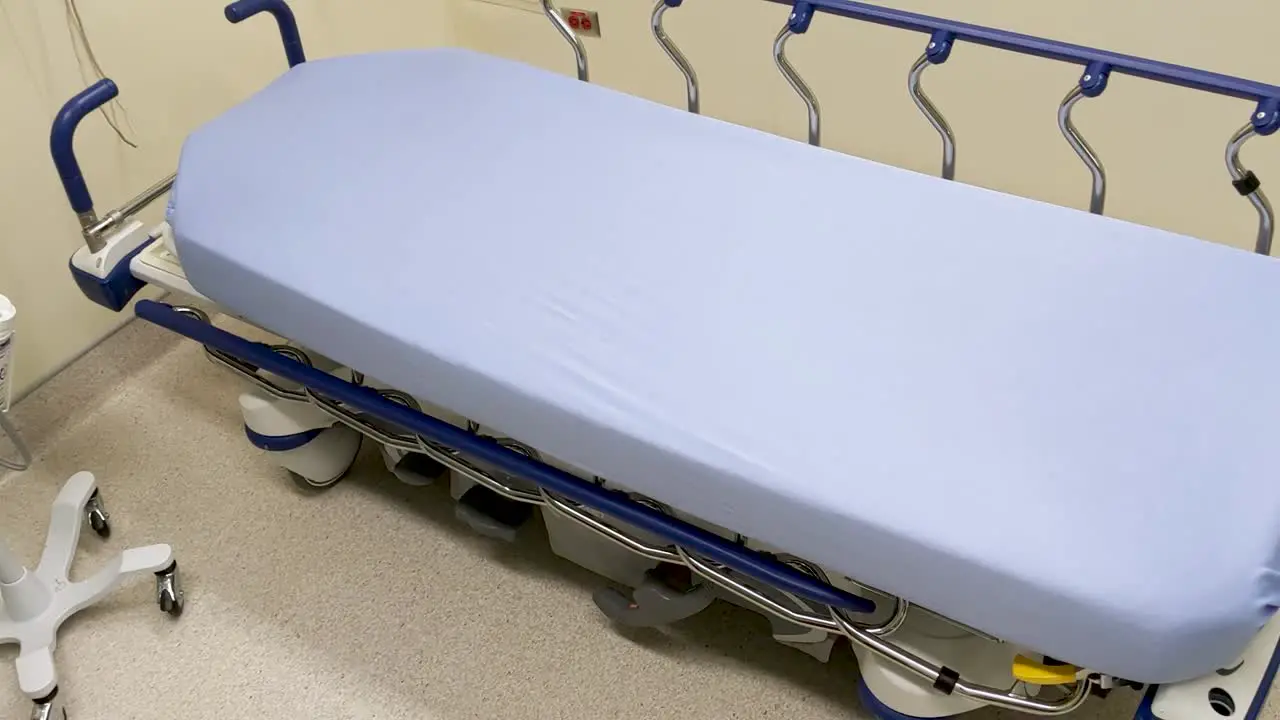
<box><xmin>771</xmin><ymin>0</ymin><xmax>1280</xmax><ymax>117</ymax></box>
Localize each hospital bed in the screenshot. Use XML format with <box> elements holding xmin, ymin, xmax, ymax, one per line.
<box><xmin>48</xmin><ymin>0</ymin><xmax>1280</xmax><ymax>717</ymax></box>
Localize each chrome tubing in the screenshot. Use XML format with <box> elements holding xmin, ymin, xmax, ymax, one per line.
<box><xmin>781</xmin><ymin>555</ymin><xmax>910</xmax><ymax>637</ymax></box>
<box><xmin>832</xmin><ymin>572</ymin><xmax>998</xmax><ymax>641</ymax></box>
<box><xmin>312</xmin><ymin>384</ymin><xmax>546</xmax><ymax>504</ymax></box>
<box><xmin>176</xmin><ymin>305</ymin><xmax>1095</xmax><ymax>715</ymax></box>
<box><xmin>773</xmin><ymin>27</ymin><xmax>820</xmax><ymax>146</ymax></box>
<box><xmin>80</xmin><ymin>173</ymin><xmax>177</xmax><ymax>252</ymax></box>
<box><xmin>677</xmin><ymin>546</ymin><xmax>843</xmax><ymax>634</ymax></box>
<box><xmin>838</xmin><ymin>597</ymin><xmax>909</xmax><ymax>638</ymax></box>
<box><xmin>541</xmin><ymin>0</ymin><xmax>588</xmax><ymax>82</ymax></box>
<box><xmin>830</xmin><ymin>610</ymin><xmax>1094</xmax><ymax>715</ymax></box>
<box><xmin>1058</xmin><ymin>87</ymin><xmax>1106</xmax><ymax>215</ymax></box>
<box><xmin>1226</xmin><ymin>123</ymin><xmax>1275</xmax><ymax>256</ymax></box>
<box><xmin>542</xmin><ymin>491</ymin><xmax>683</xmax><ymax>563</ymax></box>
<box><xmin>651</xmin><ymin>0</ymin><xmax>699</xmax><ymax>114</ymax></box>
<box><xmin>907</xmin><ymin>54</ymin><xmax>955</xmax><ymax>180</ymax></box>
<box><xmin>78</xmin><ymin>210</ymin><xmax>102</xmax><ymax>252</ymax></box>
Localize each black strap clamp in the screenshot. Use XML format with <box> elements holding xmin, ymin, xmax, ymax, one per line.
<box><xmin>1235</xmin><ymin>170</ymin><xmax>1262</xmax><ymax>196</ymax></box>
<box><xmin>933</xmin><ymin>666</ymin><xmax>960</xmax><ymax>695</ymax></box>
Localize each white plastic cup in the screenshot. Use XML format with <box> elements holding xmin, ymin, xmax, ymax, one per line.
<box><xmin>0</xmin><ymin>295</ymin><xmax>14</xmax><ymax>412</ymax></box>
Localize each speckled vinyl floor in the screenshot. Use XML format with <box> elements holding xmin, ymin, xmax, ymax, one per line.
<box><xmin>0</xmin><ymin>315</ymin><xmax>1249</xmax><ymax>719</ymax></box>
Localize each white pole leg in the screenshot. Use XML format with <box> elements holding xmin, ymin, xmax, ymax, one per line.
<box><xmin>0</xmin><ymin>537</ymin><xmax>26</xmax><ymax>585</ymax></box>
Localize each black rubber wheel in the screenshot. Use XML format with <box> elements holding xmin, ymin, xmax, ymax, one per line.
<box><xmin>159</xmin><ymin>592</ymin><xmax>184</xmax><ymax>617</ymax></box>
<box><xmin>288</xmin><ymin>470</ymin><xmax>345</xmax><ymax>494</ymax></box>
<box><xmin>286</xmin><ymin>436</ymin><xmax>362</xmax><ymax>494</ymax></box>
<box><xmin>32</xmin><ymin>701</ymin><xmax>67</xmax><ymax>720</ymax></box>
<box><xmin>89</xmin><ymin>514</ymin><xmax>110</xmax><ymax>539</ymax></box>
<box><xmin>86</xmin><ymin>489</ymin><xmax>110</xmax><ymax>539</ymax></box>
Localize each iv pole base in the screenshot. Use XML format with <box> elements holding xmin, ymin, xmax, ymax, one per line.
<box><xmin>0</xmin><ymin>471</ymin><xmax>182</xmax><ymax>714</ymax></box>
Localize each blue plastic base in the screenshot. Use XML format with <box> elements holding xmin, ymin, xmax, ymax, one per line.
<box><xmin>858</xmin><ymin>678</ymin><xmax>955</xmax><ymax>720</ymax></box>
<box><xmin>244</xmin><ymin>425</ymin><xmax>323</xmax><ymax>452</ymax></box>
<box><xmin>69</xmin><ymin>236</ymin><xmax>155</xmax><ymax>312</ymax></box>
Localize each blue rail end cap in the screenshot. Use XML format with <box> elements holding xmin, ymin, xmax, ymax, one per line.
<box><xmin>1252</xmin><ymin>98</ymin><xmax>1280</xmax><ymax>137</ymax></box>
<box><xmin>1080</xmin><ymin>61</ymin><xmax>1112</xmax><ymax>98</ymax></box>
<box><xmin>788</xmin><ymin>1</ymin><xmax>815</xmax><ymax>34</ymax></box>
<box><xmin>926</xmin><ymin>31</ymin><xmax>955</xmax><ymax>64</ymax></box>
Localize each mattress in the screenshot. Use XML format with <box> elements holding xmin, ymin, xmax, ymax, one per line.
<box><xmin>169</xmin><ymin>47</ymin><xmax>1280</xmax><ymax>684</ymax></box>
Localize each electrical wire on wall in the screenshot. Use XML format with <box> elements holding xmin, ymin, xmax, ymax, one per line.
<box><xmin>65</xmin><ymin>0</ymin><xmax>137</xmax><ymax>148</ymax></box>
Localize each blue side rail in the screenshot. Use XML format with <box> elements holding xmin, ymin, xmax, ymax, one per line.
<box><xmin>134</xmin><ymin>299</ymin><xmax>878</xmax><ymax>616</ymax></box>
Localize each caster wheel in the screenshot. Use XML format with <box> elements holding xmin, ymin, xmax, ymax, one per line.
<box><xmin>30</xmin><ymin>703</ymin><xmax>66</xmax><ymax>720</ymax></box>
<box><xmin>288</xmin><ymin>469</ymin><xmax>345</xmax><ymax>493</ymax></box>
<box><xmin>156</xmin><ymin>562</ymin><xmax>185</xmax><ymax>617</ymax></box>
<box><xmin>85</xmin><ymin>490</ymin><xmax>110</xmax><ymax>539</ymax></box>
<box><xmin>30</xmin><ymin>690</ymin><xmax>66</xmax><ymax>720</ymax></box>
<box><xmin>283</xmin><ymin>432</ymin><xmax>362</xmax><ymax>494</ymax></box>
<box><xmin>857</xmin><ymin>678</ymin><xmax>950</xmax><ymax>720</ymax></box>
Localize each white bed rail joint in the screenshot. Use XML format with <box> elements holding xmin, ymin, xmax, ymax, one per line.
<box><xmin>68</xmin><ymin>220</ymin><xmax>157</xmax><ymax>312</ymax></box>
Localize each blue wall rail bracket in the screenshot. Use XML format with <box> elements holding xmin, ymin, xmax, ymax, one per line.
<box><xmin>1079</xmin><ymin>61</ymin><xmax>1112</xmax><ymax>98</ymax></box>
<box><xmin>134</xmin><ymin>299</ymin><xmax>878</xmax><ymax>616</ymax></box>
<box><xmin>1251</xmin><ymin>98</ymin><xmax>1280</xmax><ymax>137</ymax></box>
<box><xmin>788</xmin><ymin>1</ymin><xmax>815</xmax><ymax>34</ymax></box>
<box><xmin>925</xmin><ymin>30</ymin><xmax>954</xmax><ymax>65</ymax></box>
<box><xmin>224</xmin><ymin>0</ymin><xmax>307</xmax><ymax>68</ymax></box>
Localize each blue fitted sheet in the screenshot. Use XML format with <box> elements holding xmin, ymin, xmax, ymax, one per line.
<box><xmin>170</xmin><ymin>47</ymin><xmax>1280</xmax><ymax>684</ymax></box>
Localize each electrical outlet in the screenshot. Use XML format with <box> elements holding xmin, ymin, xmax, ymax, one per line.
<box><xmin>561</xmin><ymin>8</ymin><xmax>601</xmax><ymax>37</ymax></box>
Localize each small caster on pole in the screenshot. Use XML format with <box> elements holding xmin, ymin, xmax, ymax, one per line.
<box><xmin>30</xmin><ymin>689</ymin><xmax>66</xmax><ymax>720</ymax></box>
<box><xmin>155</xmin><ymin>562</ymin><xmax>184</xmax><ymax>617</ymax></box>
<box><xmin>84</xmin><ymin>490</ymin><xmax>109</xmax><ymax>539</ymax></box>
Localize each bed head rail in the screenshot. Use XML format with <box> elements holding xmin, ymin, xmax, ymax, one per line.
<box><xmin>50</xmin><ymin>81</ymin><xmax>176</xmax><ymax>254</ymax></box>
<box><xmin>49</xmin><ymin>102</ymin><xmax>175</xmax><ymax>255</ymax></box>
<box><xmin>50</xmin><ymin>79</ymin><xmax>118</xmax><ymax>250</ymax></box>
<box><xmin>738</xmin><ymin>0</ymin><xmax>1280</xmax><ymax>252</ymax></box>
<box><xmin>224</xmin><ymin>0</ymin><xmax>308</xmax><ymax>69</ymax></box>
<box><xmin>49</xmin><ymin>1</ymin><xmax>307</xmax><ymax>257</ymax></box>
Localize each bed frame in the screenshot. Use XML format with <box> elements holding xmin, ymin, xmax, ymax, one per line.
<box><xmin>45</xmin><ymin>1</ymin><xmax>1280</xmax><ymax>718</ymax></box>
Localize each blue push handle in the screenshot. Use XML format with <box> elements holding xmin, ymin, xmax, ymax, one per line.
<box><xmin>774</xmin><ymin>0</ymin><xmax>1280</xmax><ymax>134</ymax></box>
<box><xmin>50</xmin><ymin>78</ymin><xmax>118</xmax><ymax>215</ymax></box>
<box><xmin>134</xmin><ymin>299</ymin><xmax>879</xmax><ymax>616</ymax></box>
<box><xmin>224</xmin><ymin>0</ymin><xmax>306</xmax><ymax>68</ymax></box>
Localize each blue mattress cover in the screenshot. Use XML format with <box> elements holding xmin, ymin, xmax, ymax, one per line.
<box><xmin>170</xmin><ymin>47</ymin><xmax>1280</xmax><ymax>684</ymax></box>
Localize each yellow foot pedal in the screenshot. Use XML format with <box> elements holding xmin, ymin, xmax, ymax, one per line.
<box><xmin>1013</xmin><ymin>655</ymin><xmax>1080</xmax><ymax>685</ymax></box>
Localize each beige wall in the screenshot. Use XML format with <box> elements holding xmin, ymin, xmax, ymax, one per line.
<box><xmin>455</xmin><ymin>0</ymin><xmax>1280</xmax><ymax>250</ymax></box>
<box><xmin>0</xmin><ymin>0</ymin><xmax>454</xmax><ymax>399</ymax></box>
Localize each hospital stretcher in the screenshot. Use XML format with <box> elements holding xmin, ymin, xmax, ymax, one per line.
<box><xmin>47</xmin><ymin>0</ymin><xmax>1280</xmax><ymax>717</ymax></box>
